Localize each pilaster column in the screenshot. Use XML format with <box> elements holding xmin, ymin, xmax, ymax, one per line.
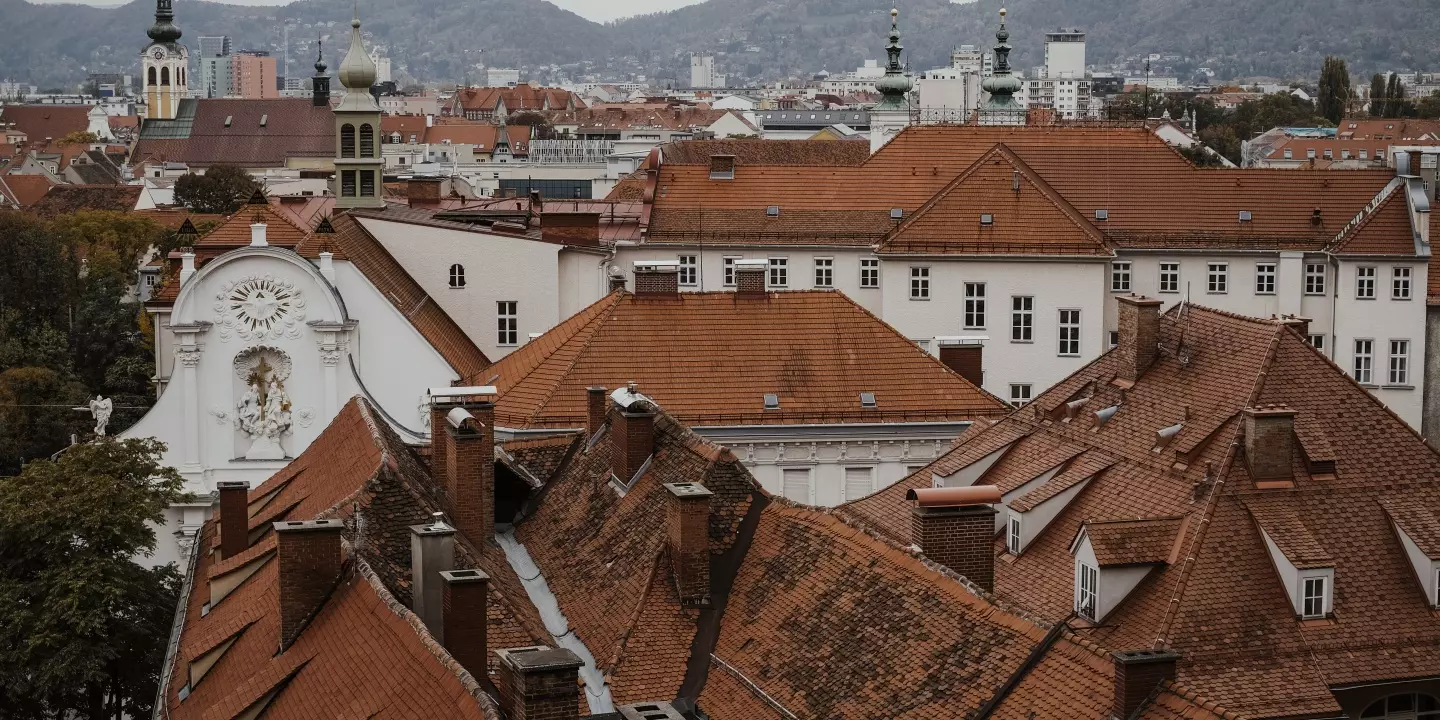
<box><xmin>309</xmin><ymin>320</ymin><xmax>356</xmax><ymax>423</ymax></box>
<box><xmin>171</xmin><ymin>323</ymin><xmax>211</xmax><ymax>473</ymax></box>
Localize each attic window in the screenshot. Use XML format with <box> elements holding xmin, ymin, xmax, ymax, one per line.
<box><xmin>859</xmin><ymin>392</ymin><xmax>877</xmax><ymax>408</ymax></box>
<box><xmin>763</xmin><ymin>393</ymin><xmax>779</xmax><ymax>410</ymax></box>
<box><xmin>1238</xmin><ymin>210</ymin><xmax>1253</xmax><ymax>223</ymax></box>
<box><xmin>259</xmin><ymin>114</ymin><xmax>268</xmax><ymax>127</ymax></box>
<box><xmin>890</xmin><ymin>208</ymin><xmax>903</xmax><ymax>220</ymax></box>
<box><xmin>1094</xmin><ymin>209</ymin><xmax>1109</xmax><ymax>220</ymax></box>
<box><xmin>766</xmin><ymin>206</ymin><xmax>780</xmax><ymax>217</ymax></box>
<box><xmin>223</xmin><ymin>115</ymin><xmax>232</xmax><ymax>127</ymax></box>
<box><xmin>980</xmin><ymin>213</ymin><xmax>994</xmax><ymax>226</ymax></box>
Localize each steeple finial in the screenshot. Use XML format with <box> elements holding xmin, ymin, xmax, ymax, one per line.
<box><xmin>337</xmin><ymin>5</ymin><xmax>377</xmax><ymax>91</ymax></box>
<box><xmin>315</xmin><ymin>33</ymin><xmax>326</xmax><ymax>74</ymax></box>
<box><xmin>872</xmin><ymin>6</ymin><xmax>913</xmax><ymax>111</ymax></box>
<box><xmin>147</xmin><ymin>0</ymin><xmax>182</xmax><ymax>44</ymax></box>
<box><xmin>981</xmin><ymin>7</ymin><xmax>1024</xmax><ymax>121</ymax></box>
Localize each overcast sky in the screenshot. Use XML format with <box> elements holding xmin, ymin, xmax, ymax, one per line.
<box><xmin>31</xmin><ymin>0</ymin><xmax>706</xmax><ymax>23</ymax></box>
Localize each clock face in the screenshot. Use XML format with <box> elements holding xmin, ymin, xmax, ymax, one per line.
<box><xmin>151</xmin><ymin>47</ymin><xmax>166</xmax><ymax>60</ymax></box>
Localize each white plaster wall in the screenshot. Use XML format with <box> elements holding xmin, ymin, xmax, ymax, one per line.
<box><xmin>879</xmin><ymin>259</ymin><xmax>1107</xmax><ymax>400</ymax></box>
<box><xmin>1016</xmin><ymin>478</ymin><xmax>1089</xmax><ymax>552</ymax></box>
<box><xmin>360</xmin><ymin>217</ymin><xmax>570</xmax><ymax>361</ymax></box>
<box><xmin>714</xmin><ymin>434</ymin><xmax>953</xmax><ymax>507</ymax></box>
<box><xmin>612</xmin><ymin>246</ymin><xmax>883</xmax><ymax>314</ymax></box>
<box><xmin>1077</xmin><ymin>534</ymin><xmax>1154</xmax><ymax>621</ymax></box>
<box><xmin>1394</xmin><ymin>522</ymin><xmax>1440</xmax><ymax>607</ymax></box>
<box><xmin>1333</xmin><ymin>259</ymin><xmax>1427</xmax><ymax>428</ymax></box>
<box><xmin>558</xmin><ymin>250</ymin><xmax>607</xmax><ymax>319</ymax></box>
<box><xmin>938</xmin><ymin>443</ymin><xmax>1011</xmax><ymax>487</ymax></box>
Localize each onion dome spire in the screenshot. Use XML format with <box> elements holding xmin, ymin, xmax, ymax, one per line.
<box><xmin>981</xmin><ymin>8</ymin><xmax>1024</xmax><ymax>113</ymax></box>
<box><xmin>314</xmin><ymin>34</ymin><xmax>327</xmax><ymax>75</ymax></box>
<box><xmin>337</xmin><ymin>7</ymin><xmax>377</xmax><ymax>90</ymax></box>
<box><xmin>873</xmin><ymin>7</ymin><xmax>914</xmax><ymax>111</ymax></box>
<box><xmin>147</xmin><ymin>0</ymin><xmax>182</xmax><ymax>44</ymax></box>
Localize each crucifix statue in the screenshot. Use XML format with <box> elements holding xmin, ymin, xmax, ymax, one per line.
<box><xmin>236</xmin><ymin>354</ymin><xmax>292</xmax><ymax>460</ymax></box>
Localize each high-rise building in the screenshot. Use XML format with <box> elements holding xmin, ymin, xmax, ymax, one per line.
<box><xmin>140</xmin><ymin>0</ymin><xmax>188</xmax><ymax>119</ymax></box>
<box><xmin>1024</xmin><ymin>29</ymin><xmax>1090</xmax><ymax>119</ymax></box>
<box><xmin>690</xmin><ymin>54</ymin><xmax>724</xmax><ymax>89</ymax></box>
<box><xmin>1043</xmin><ymin>30</ymin><xmax>1086</xmax><ymax>79</ymax></box>
<box><xmin>197</xmin><ymin>35</ymin><xmax>231</xmax><ymax>59</ymax></box>
<box><xmin>230</xmin><ymin>51</ymin><xmax>279</xmax><ymax>99</ymax></box>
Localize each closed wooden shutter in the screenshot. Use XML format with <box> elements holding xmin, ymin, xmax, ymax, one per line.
<box><xmin>782</xmin><ymin>468</ymin><xmax>811</xmax><ymax>504</ymax></box>
<box><xmin>940</xmin><ymin>345</ymin><xmax>984</xmax><ymax>387</ymax></box>
<box><xmin>844</xmin><ymin>467</ymin><xmax>875</xmax><ymax>501</ymax></box>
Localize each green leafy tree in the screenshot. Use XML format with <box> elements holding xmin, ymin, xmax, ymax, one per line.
<box><xmin>0</xmin><ymin>438</ymin><xmax>185</xmax><ymax>718</ymax></box>
<box><xmin>173</xmin><ymin>164</ymin><xmax>261</xmax><ymax>214</ymax></box>
<box><xmin>58</xmin><ymin>130</ymin><xmax>100</xmax><ymax>146</ymax></box>
<box><xmin>1418</xmin><ymin>91</ymin><xmax>1440</xmax><ymax>119</ymax></box>
<box><xmin>1316</xmin><ymin>56</ymin><xmax>1350</xmax><ymax>123</ymax></box>
<box><xmin>1370</xmin><ymin>74</ymin><xmax>1388</xmax><ymax>117</ymax></box>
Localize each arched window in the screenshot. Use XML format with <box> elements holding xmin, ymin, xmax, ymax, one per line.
<box><xmin>340</xmin><ymin>124</ymin><xmax>355</xmax><ymax>158</ymax></box>
<box><xmin>448</xmin><ymin>264</ymin><xmax>466</xmax><ymax>289</ymax></box>
<box><xmin>179</xmin><ymin>68</ymin><xmax>186</xmax><ymax>86</ymax></box>
<box><xmin>161</xmin><ymin>67</ymin><xmax>170</xmax><ymax>86</ymax></box>
<box><xmin>1361</xmin><ymin>694</ymin><xmax>1440</xmax><ymax>719</ymax></box>
<box><xmin>359</xmin><ymin>124</ymin><xmax>374</xmax><ymax>158</ymax></box>
<box><xmin>148</xmin><ymin>67</ymin><xmax>157</xmax><ymax>87</ymax></box>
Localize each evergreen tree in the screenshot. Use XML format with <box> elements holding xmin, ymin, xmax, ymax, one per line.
<box><xmin>1370</xmin><ymin>73</ymin><xmax>1388</xmax><ymax>117</ymax></box>
<box><xmin>1316</xmin><ymin>56</ymin><xmax>1349</xmax><ymax>124</ymax></box>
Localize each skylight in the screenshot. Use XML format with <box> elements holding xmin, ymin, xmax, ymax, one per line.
<box><xmin>1095</xmin><ymin>209</ymin><xmax>1109</xmax><ymax>220</ymax></box>
<box><xmin>766</xmin><ymin>206</ymin><xmax>780</xmax><ymax>217</ymax></box>
<box><xmin>980</xmin><ymin>213</ymin><xmax>994</xmax><ymax>226</ymax></box>
<box><xmin>890</xmin><ymin>208</ymin><xmax>903</xmax><ymax>220</ymax></box>
<box><xmin>1238</xmin><ymin>210</ymin><xmax>1253</xmax><ymax>222</ymax></box>
<box><xmin>859</xmin><ymin>392</ymin><xmax>877</xmax><ymax>408</ymax></box>
<box><xmin>763</xmin><ymin>393</ymin><xmax>779</xmax><ymax>410</ymax></box>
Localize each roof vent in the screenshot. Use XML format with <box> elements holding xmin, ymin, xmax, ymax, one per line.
<box><xmin>859</xmin><ymin>392</ymin><xmax>877</xmax><ymax>408</ymax></box>
<box><xmin>1238</xmin><ymin>210</ymin><xmax>1253</xmax><ymax>223</ymax></box>
<box><xmin>766</xmin><ymin>205</ymin><xmax>780</xmax><ymax>217</ymax></box>
<box><xmin>259</xmin><ymin>114</ymin><xmax>268</xmax><ymax>127</ymax></box>
<box><xmin>890</xmin><ymin>208</ymin><xmax>903</xmax><ymax>220</ymax></box>
<box><xmin>1153</xmin><ymin>422</ymin><xmax>1183</xmax><ymax>452</ymax></box>
<box><xmin>980</xmin><ymin>213</ymin><xmax>994</xmax><ymax>226</ymax></box>
<box><xmin>763</xmin><ymin>393</ymin><xmax>779</xmax><ymax>410</ymax></box>
<box><xmin>223</xmin><ymin>115</ymin><xmax>232</xmax><ymax>128</ymax></box>
<box><xmin>1093</xmin><ymin>404</ymin><xmax>1119</xmax><ymax>428</ymax></box>
<box><xmin>1095</xmin><ymin>209</ymin><xmax>1109</xmax><ymax>220</ymax></box>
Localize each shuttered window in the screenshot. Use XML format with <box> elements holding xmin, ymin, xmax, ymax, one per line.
<box><xmin>843</xmin><ymin>467</ymin><xmax>875</xmax><ymax>502</ymax></box>
<box><xmin>781</xmin><ymin>468</ymin><xmax>811</xmax><ymax>504</ymax></box>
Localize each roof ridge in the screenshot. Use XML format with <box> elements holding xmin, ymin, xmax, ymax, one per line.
<box><xmin>1157</xmin><ymin>679</ymin><xmax>1246</xmax><ymax>720</ymax></box>
<box><xmin>1328</xmin><ymin>176</ymin><xmax>1407</xmax><ymax>252</ymax></box>
<box><xmin>997</xmin><ymin>144</ymin><xmax>1110</xmax><ymax>249</ymax></box>
<box><xmin>517</xmin><ymin>290</ymin><xmax>626</xmax><ymax>427</ymax></box>
<box><xmin>880</xmin><ymin>142</ymin><xmax>1006</xmax><ymax>243</ymax></box>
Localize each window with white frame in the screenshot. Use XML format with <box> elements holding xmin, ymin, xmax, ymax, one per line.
<box><xmin>1207</xmin><ymin>262</ymin><xmax>1229</xmax><ymax>293</ymax></box>
<box><xmin>1308</xmin><ymin>334</ymin><xmax>1325</xmax><ymax>352</ymax></box>
<box><xmin>767</xmin><ymin>257</ymin><xmax>788</xmax><ymax>288</ymax></box>
<box><xmin>722</xmin><ymin>256</ymin><xmax>740</xmax><ymax>286</ymax></box>
<box><xmin>497</xmin><ymin>301</ymin><xmax>518</xmax><ymax>346</ymax></box>
<box><xmin>1006</xmin><ymin>513</ymin><xmax>1022</xmax><ymax>555</ymax></box>
<box><xmin>1011</xmin><ymin>296</ymin><xmax>1033</xmax><ymax>342</ymax></box>
<box><xmin>449</xmin><ymin>264</ymin><xmax>466</xmax><ymax>288</ymax></box>
<box><xmin>1357</xmin><ymin>266</ymin><xmax>1377</xmax><ymax>299</ymax></box>
<box><xmin>910</xmin><ymin>267</ymin><xmax>930</xmax><ymax>299</ymax></box>
<box><xmin>814</xmin><ymin>257</ymin><xmax>834</xmax><ymax>288</ymax></box>
<box><xmin>1109</xmin><ymin>330</ymin><xmax>1119</xmax><ymax>349</ymax></box>
<box><xmin>964</xmin><ymin>283</ymin><xmax>986</xmax><ymax>329</ymax></box>
<box><xmin>1389</xmin><ymin>339</ymin><xmax>1410</xmax><ymax>385</ymax></box>
<box><xmin>1392</xmin><ymin>267</ymin><xmax>1412</xmax><ymax>300</ymax></box>
<box><xmin>1305</xmin><ymin>263</ymin><xmax>1326</xmax><ymax>295</ymax></box>
<box><xmin>860</xmin><ymin>258</ymin><xmax>879</xmax><ymax>288</ymax></box>
<box><xmin>1009</xmin><ymin>384</ymin><xmax>1032</xmax><ymax>407</ymax></box>
<box><xmin>843</xmin><ymin>466</ymin><xmax>875</xmax><ymax>502</ymax></box>
<box><xmin>677</xmin><ymin>255</ymin><xmax>697</xmax><ymax>286</ymax></box>
<box><xmin>1110</xmin><ymin>261</ymin><xmax>1131</xmax><ymax>292</ymax></box>
<box><xmin>1076</xmin><ymin>562</ymin><xmax>1099</xmax><ymax>621</ymax></box>
<box><xmin>1255</xmin><ymin>263</ymin><xmax>1276</xmax><ymax>294</ymax></box>
<box><xmin>781</xmin><ymin>467</ymin><xmax>812</xmax><ymax>504</ymax></box>
<box><xmin>1301</xmin><ymin>576</ymin><xmax>1327</xmax><ymax>618</ymax></box>
<box><xmin>1058</xmin><ymin>309</ymin><xmax>1081</xmax><ymax>356</ymax></box>
<box><xmin>1159</xmin><ymin>262</ymin><xmax>1180</xmax><ymax>293</ymax></box>
<box><xmin>1359</xmin><ymin>693</ymin><xmax>1440</xmax><ymax>719</ymax></box>
<box><xmin>1354</xmin><ymin>339</ymin><xmax>1374</xmax><ymax>384</ymax></box>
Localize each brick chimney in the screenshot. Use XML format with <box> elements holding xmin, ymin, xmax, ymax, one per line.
<box><xmin>586</xmin><ymin>386</ymin><xmax>608</xmax><ymax>443</ymax></box>
<box><xmin>1243</xmin><ymin>404</ymin><xmax>1296</xmax><ymax>482</ymax></box>
<box><xmin>428</xmin><ymin>387</ymin><xmax>497</xmax><ymax>493</ymax></box>
<box><xmin>440</xmin><ymin>568</ymin><xmax>489</xmax><ymax>681</ymax></box>
<box><xmin>495</xmin><ymin>646</ymin><xmax>584</xmax><ymax>720</ymax></box>
<box><xmin>216</xmin><ymin>481</ymin><xmax>249</xmax><ymax>560</ymax></box>
<box><xmin>407</xmin><ymin>177</ymin><xmax>444</xmax><ymax>205</ymax></box>
<box><xmin>1111</xmin><ymin>649</ymin><xmax>1179</xmax><ymax>719</ymax></box>
<box><xmin>410</xmin><ymin>517</ymin><xmax>456</xmax><ymax>641</ymax></box>
<box><xmin>610</xmin><ymin>385</ymin><xmax>655</xmax><ymax>485</ymax></box>
<box><xmin>1277</xmin><ymin>314</ymin><xmax>1311</xmax><ymax>339</ymax></box>
<box><xmin>446</xmin><ymin>405</ymin><xmax>495</xmax><ymax>542</ymax></box>
<box><xmin>633</xmin><ymin>261</ymin><xmax>680</xmax><ymax>296</ymax></box>
<box><xmin>734</xmin><ymin>259</ymin><xmax>767</xmax><ymax>297</ymax></box>
<box><xmin>274</xmin><ymin>519</ymin><xmax>345</xmax><ymax>651</ymax></box>
<box><xmin>936</xmin><ymin>338</ymin><xmax>984</xmax><ymax>387</ymax></box>
<box><xmin>664</xmin><ymin>482</ymin><xmax>713</xmax><ymax>607</ymax></box>
<box><xmin>540</xmin><ymin>213</ymin><xmax>601</xmax><ymax>247</ymax></box>
<box><xmin>907</xmin><ymin>486</ymin><xmax>1002</xmax><ymax>592</ymax></box>
<box><xmin>1115</xmin><ymin>294</ymin><xmax>1163</xmax><ymax>384</ymax></box>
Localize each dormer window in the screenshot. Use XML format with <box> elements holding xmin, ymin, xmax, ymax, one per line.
<box><xmin>1302</xmin><ymin>576</ymin><xmax>1328</xmax><ymax>618</ymax></box>
<box><xmin>1070</xmin><ymin>516</ymin><xmax>1186</xmax><ymax>623</ymax></box>
<box><xmin>1253</xmin><ymin>508</ymin><xmax>1335</xmax><ymax>620</ymax></box>
<box><xmin>1380</xmin><ymin>498</ymin><xmax>1440</xmax><ymax>608</ymax></box>
<box><xmin>1075</xmin><ymin>561</ymin><xmax>1099</xmax><ymax>620</ymax></box>
<box><xmin>1006</xmin><ymin>513</ymin><xmax>1021</xmax><ymax>554</ymax></box>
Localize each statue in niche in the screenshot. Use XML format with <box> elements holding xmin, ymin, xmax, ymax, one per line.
<box><xmin>235</xmin><ymin>354</ymin><xmax>293</xmax><ymax>460</ymax></box>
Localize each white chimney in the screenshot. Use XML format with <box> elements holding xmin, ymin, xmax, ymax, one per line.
<box><xmin>318</xmin><ymin>251</ymin><xmax>336</xmax><ymax>283</ymax></box>
<box><xmin>250</xmin><ymin>222</ymin><xmax>268</xmax><ymax>247</ymax></box>
<box><xmin>179</xmin><ymin>252</ymin><xmax>196</xmax><ymax>285</ymax></box>
<box><xmin>425</xmin><ymin>114</ymin><xmax>434</xmax><ymax>128</ymax></box>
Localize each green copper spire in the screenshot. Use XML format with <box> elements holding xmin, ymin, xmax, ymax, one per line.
<box><xmin>147</xmin><ymin>0</ymin><xmax>182</xmax><ymax>44</ymax></box>
<box><xmin>873</xmin><ymin>7</ymin><xmax>913</xmax><ymax>112</ymax></box>
<box><xmin>981</xmin><ymin>8</ymin><xmax>1024</xmax><ymax>116</ymax></box>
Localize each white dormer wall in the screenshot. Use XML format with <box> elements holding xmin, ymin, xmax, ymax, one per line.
<box><xmin>1259</xmin><ymin>528</ymin><xmax>1335</xmax><ymax>617</ymax></box>
<box><xmin>994</xmin><ymin>461</ymin><xmax>1068</xmax><ymax>533</ymax></box>
<box><xmin>1008</xmin><ymin>477</ymin><xmax>1091</xmax><ymax>552</ymax></box>
<box><xmin>1391</xmin><ymin>522</ymin><xmax>1440</xmax><ymax>607</ymax></box>
<box><xmin>1072</xmin><ymin>534</ymin><xmax>1154</xmax><ymax>622</ymax></box>
<box><xmin>936</xmin><ymin>442</ymin><xmax>1014</xmax><ymax>489</ymax></box>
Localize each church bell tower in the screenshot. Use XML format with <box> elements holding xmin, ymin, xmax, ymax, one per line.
<box><xmin>332</xmin><ymin>10</ymin><xmax>385</xmax><ymax>209</ymax></box>
<box><xmin>142</xmin><ymin>0</ymin><xmax>189</xmax><ymax>120</ymax></box>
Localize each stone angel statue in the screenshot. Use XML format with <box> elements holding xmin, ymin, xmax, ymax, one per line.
<box><xmin>89</xmin><ymin>396</ymin><xmax>113</xmax><ymax>437</ymax></box>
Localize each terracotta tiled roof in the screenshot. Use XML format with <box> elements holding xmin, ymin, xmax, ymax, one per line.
<box><xmin>452</xmin><ymin>86</ymin><xmax>581</xmax><ymax>114</ymax></box>
<box><xmin>26</xmin><ymin>184</ymin><xmax>141</xmax><ymax>218</ymax></box>
<box><xmin>841</xmin><ymin>302</ymin><xmax>1440</xmax><ymax>717</ymax></box>
<box><xmin>661</xmin><ymin>138</ymin><xmax>871</xmax><ymax>166</ymax></box>
<box><xmin>1081</xmin><ymin>516</ymin><xmax>1189</xmax><ymax>567</ymax></box>
<box><xmin>0</xmin><ymin>173</ymin><xmax>57</xmax><ymax>207</ymax></box>
<box><xmin>548</xmin><ymin>106</ymin><xmax>736</xmax><ymax>132</ymax></box>
<box><xmin>0</xmin><ymin>105</ymin><xmax>90</xmax><ymax>142</ymax></box>
<box><xmin>470</xmin><ymin>289</ymin><xmax>1007</xmax><ymax>428</ymax></box>
<box><xmin>1331</xmin><ymin>183</ymin><xmax>1417</xmax><ymax>255</ymax></box>
<box><xmin>133</xmin><ymin>98</ymin><xmax>334</xmax><ymax>168</ymax></box>
<box><xmin>189</xmin><ymin>197</ymin><xmax>312</xmax><ymax>252</ymax></box>
<box><xmin>878</xmin><ymin>144</ymin><xmax>1112</xmax><ymax>256</ymax></box>
<box><xmin>1378</xmin><ymin>496</ymin><xmax>1440</xmax><ymax>556</ymax></box>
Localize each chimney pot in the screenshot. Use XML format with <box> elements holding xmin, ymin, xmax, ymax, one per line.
<box><xmin>586</xmin><ymin>386</ymin><xmax>608</xmax><ymax>443</ymax></box>
<box><xmin>1115</xmin><ymin>294</ymin><xmax>1164</xmax><ymax>383</ymax></box>
<box><xmin>318</xmin><ymin>251</ymin><xmax>335</xmax><ymax>283</ymax></box>
<box><xmin>496</xmin><ymin>646</ymin><xmax>584</xmax><ymax>720</ymax></box>
<box><xmin>665</xmin><ymin>482</ymin><xmax>713</xmax><ymax>606</ymax></box>
<box><xmin>1111</xmin><ymin>649</ymin><xmax>1180</xmax><ymax>720</ymax></box>
<box><xmin>440</xmin><ymin>569</ymin><xmax>489</xmax><ymax>681</ymax></box>
<box><xmin>274</xmin><ymin>519</ymin><xmax>345</xmax><ymax>651</ymax></box>
<box><xmin>410</xmin><ymin>520</ymin><xmax>456</xmax><ymax>641</ymax></box>
<box><xmin>446</xmin><ymin>403</ymin><xmax>495</xmax><ymax>542</ymax></box>
<box><xmin>216</xmin><ymin>481</ymin><xmax>249</xmax><ymax>560</ymax></box>
<box><xmin>1243</xmin><ymin>405</ymin><xmax>1296</xmax><ymax>482</ymax></box>
<box><xmin>907</xmin><ymin>487</ymin><xmax>999</xmax><ymax>592</ymax></box>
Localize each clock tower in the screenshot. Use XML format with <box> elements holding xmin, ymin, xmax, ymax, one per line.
<box><xmin>142</xmin><ymin>0</ymin><xmax>188</xmax><ymax>120</ymax></box>
<box><xmin>332</xmin><ymin>10</ymin><xmax>385</xmax><ymax>209</ymax></box>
